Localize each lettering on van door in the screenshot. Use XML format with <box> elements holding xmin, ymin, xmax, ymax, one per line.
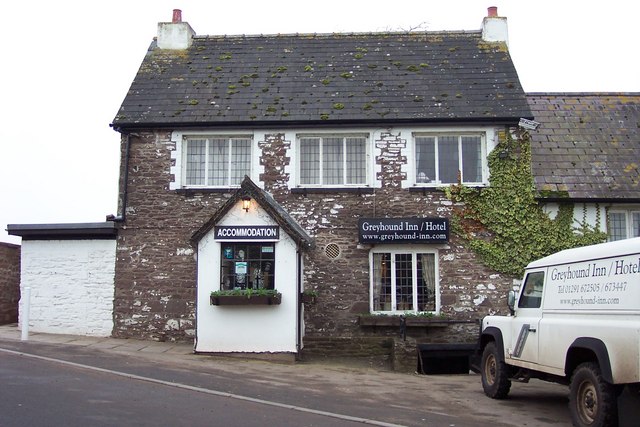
<box><xmin>545</xmin><ymin>256</ymin><xmax>640</xmax><ymax>310</ymax></box>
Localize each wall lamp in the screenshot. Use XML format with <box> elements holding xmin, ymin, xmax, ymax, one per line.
<box><xmin>242</xmin><ymin>196</ymin><xmax>251</xmax><ymax>212</ymax></box>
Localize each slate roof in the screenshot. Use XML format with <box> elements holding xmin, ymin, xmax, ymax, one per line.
<box><xmin>528</xmin><ymin>93</ymin><xmax>640</xmax><ymax>201</ymax></box>
<box><xmin>112</xmin><ymin>31</ymin><xmax>531</xmax><ymax>129</ymax></box>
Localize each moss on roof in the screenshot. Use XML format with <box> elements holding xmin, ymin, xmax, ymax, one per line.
<box><xmin>113</xmin><ymin>31</ymin><xmax>531</xmax><ymax>128</ymax></box>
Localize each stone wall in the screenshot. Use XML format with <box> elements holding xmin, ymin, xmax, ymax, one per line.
<box><xmin>0</xmin><ymin>242</ymin><xmax>20</xmax><ymax>325</ymax></box>
<box><xmin>19</xmin><ymin>239</ymin><xmax>116</xmax><ymax>336</ymax></box>
<box><xmin>113</xmin><ymin>129</ymin><xmax>516</xmax><ymax>354</ymax></box>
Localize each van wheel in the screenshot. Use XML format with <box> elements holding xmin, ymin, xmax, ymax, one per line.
<box><xmin>481</xmin><ymin>342</ymin><xmax>511</xmax><ymax>399</ymax></box>
<box><xmin>569</xmin><ymin>362</ymin><xmax>618</xmax><ymax>427</ymax></box>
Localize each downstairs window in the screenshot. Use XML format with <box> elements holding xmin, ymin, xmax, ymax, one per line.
<box><xmin>220</xmin><ymin>243</ymin><xmax>275</xmax><ymax>290</ymax></box>
<box><xmin>370</xmin><ymin>249</ymin><xmax>438</xmax><ymax>313</ymax></box>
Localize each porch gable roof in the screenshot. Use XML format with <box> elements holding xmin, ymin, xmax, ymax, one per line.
<box><xmin>191</xmin><ymin>177</ymin><xmax>315</xmax><ymax>249</ymax></box>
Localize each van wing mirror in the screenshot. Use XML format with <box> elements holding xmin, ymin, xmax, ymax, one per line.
<box><xmin>507</xmin><ymin>290</ymin><xmax>516</xmax><ymax>315</ymax></box>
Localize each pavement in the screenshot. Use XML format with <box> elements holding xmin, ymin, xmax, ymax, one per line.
<box><xmin>0</xmin><ymin>323</ymin><xmax>195</xmax><ymax>357</ymax></box>
<box><xmin>0</xmin><ymin>323</ymin><xmax>574</xmax><ymax>427</ymax></box>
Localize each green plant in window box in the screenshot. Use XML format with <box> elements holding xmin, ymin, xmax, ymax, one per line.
<box><xmin>300</xmin><ymin>289</ymin><xmax>318</xmax><ymax>304</ymax></box>
<box><xmin>210</xmin><ymin>288</ymin><xmax>281</xmax><ymax>306</ymax></box>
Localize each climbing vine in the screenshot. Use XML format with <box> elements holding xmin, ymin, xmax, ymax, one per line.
<box><xmin>447</xmin><ymin>128</ymin><xmax>606</xmax><ymax>276</ymax></box>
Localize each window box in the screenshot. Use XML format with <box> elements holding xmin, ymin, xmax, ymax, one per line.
<box><xmin>358</xmin><ymin>315</ymin><xmax>449</xmax><ymax>327</ymax></box>
<box><xmin>210</xmin><ymin>290</ymin><xmax>281</xmax><ymax>306</ymax></box>
<box><xmin>300</xmin><ymin>291</ymin><xmax>317</xmax><ymax>304</ymax></box>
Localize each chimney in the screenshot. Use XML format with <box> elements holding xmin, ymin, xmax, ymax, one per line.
<box><xmin>157</xmin><ymin>9</ymin><xmax>195</xmax><ymax>50</ymax></box>
<box><xmin>481</xmin><ymin>6</ymin><xmax>509</xmax><ymax>47</ymax></box>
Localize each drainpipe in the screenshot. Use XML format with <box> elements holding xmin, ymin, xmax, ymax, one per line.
<box><xmin>296</xmin><ymin>249</ymin><xmax>302</xmax><ymax>359</ymax></box>
<box><xmin>107</xmin><ymin>132</ymin><xmax>131</xmax><ymax>222</ymax></box>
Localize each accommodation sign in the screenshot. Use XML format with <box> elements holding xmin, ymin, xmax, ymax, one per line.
<box><xmin>358</xmin><ymin>218</ymin><xmax>449</xmax><ymax>244</ymax></box>
<box><xmin>214</xmin><ymin>225</ymin><xmax>279</xmax><ymax>241</ymax></box>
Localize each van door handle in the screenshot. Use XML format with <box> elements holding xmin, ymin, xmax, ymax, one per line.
<box><xmin>528</xmin><ymin>327</ymin><xmax>537</xmax><ymax>333</ymax></box>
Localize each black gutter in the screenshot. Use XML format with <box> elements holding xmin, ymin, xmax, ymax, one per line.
<box><xmin>536</xmin><ymin>197</ymin><xmax>640</xmax><ymax>204</ymax></box>
<box><xmin>7</xmin><ymin>222</ymin><xmax>118</xmax><ymax>240</ymax></box>
<box><xmin>110</xmin><ymin>116</ymin><xmax>532</xmax><ymax>132</ymax></box>
<box><xmin>296</xmin><ymin>249</ymin><xmax>302</xmax><ymax>360</ymax></box>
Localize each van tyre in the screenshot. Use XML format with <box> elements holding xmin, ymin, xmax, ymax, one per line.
<box><xmin>481</xmin><ymin>342</ymin><xmax>511</xmax><ymax>399</ymax></box>
<box><xmin>569</xmin><ymin>362</ymin><xmax>618</xmax><ymax>427</ymax></box>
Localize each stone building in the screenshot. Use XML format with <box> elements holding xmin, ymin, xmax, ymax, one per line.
<box><xmin>8</xmin><ymin>9</ymin><xmax>638</xmax><ymax>370</ymax></box>
<box><xmin>107</xmin><ymin>7</ymin><xmax>532</xmax><ymax>366</ymax></box>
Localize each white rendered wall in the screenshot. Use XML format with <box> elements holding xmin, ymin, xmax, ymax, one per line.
<box><xmin>19</xmin><ymin>239</ymin><xmax>116</xmax><ymax>336</ymax></box>
<box><xmin>541</xmin><ymin>203</ymin><xmax>608</xmax><ymax>233</ymax></box>
<box><xmin>195</xmin><ymin>200</ymin><xmax>299</xmax><ymax>353</ymax></box>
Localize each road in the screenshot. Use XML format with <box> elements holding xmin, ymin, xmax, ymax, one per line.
<box><xmin>0</xmin><ymin>337</ymin><xmax>572</xmax><ymax>426</ymax></box>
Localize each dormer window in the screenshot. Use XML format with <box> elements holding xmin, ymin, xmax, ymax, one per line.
<box><xmin>184</xmin><ymin>136</ymin><xmax>251</xmax><ymax>187</ymax></box>
<box><xmin>413</xmin><ymin>133</ymin><xmax>486</xmax><ymax>186</ymax></box>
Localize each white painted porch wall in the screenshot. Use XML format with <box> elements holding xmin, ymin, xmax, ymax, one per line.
<box><xmin>195</xmin><ymin>199</ymin><xmax>299</xmax><ymax>353</ymax></box>
<box><xmin>19</xmin><ymin>239</ymin><xmax>116</xmax><ymax>336</ymax></box>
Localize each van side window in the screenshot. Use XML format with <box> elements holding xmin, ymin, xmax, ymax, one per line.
<box><xmin>518</xmin><ymin>271</ymin><xmax>545</xmax><ymax>308</ymax></box>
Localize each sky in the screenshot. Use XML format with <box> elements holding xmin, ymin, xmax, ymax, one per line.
<box><xmin>1</xmin><ymin>0</ymin><xmax>638</xmax><ymax>244</ymax></box>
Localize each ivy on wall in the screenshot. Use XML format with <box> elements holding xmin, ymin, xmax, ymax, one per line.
<box><xmin>447</xmin><ymin>128</ymin><xmax>606</xmax><ymax>276</ymax></box>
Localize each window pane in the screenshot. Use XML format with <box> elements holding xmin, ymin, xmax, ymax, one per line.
<box><xmin>323</xmin><ymin>137</ymin><xmax>344</xmax><ymax>185</ymax></box>
<box><xmin>220</xmin><ymin>243</ymin><xmax>275</xmax><ymax>290</ymax></box>
<box><xmin>415</xmin><ymin>137</ymin><xmax>436</xmax><ymax>183</ymax></box>
<box><xmin>372</xmin><ymin>253</ymin><xmax>392</xmax><ymax>311</ymax></box>
<box><xmin>346</xmin><ymin>137</ymin><xmax>366</xmax><ymax>184</ymax></box>
<box><xmin>186</xmin><ymin>139</ymin><xmax>207</xmax><ymax>185</ymax></box>
<box><xmin>395</xmin><ymin>254</ymin><xmax>413</xmax><ymax>311</ymax></box>
<box><xmin>608</xmin><ymin>212</ymin><xmax>626</xmax><ymax>241</ymax></box>
<box><xmin>208</xmin><ymin>138</ymin><xmax>229</xmax><ymax>186</ymax></box>
<box><xmin>633</xmin><ymin>212</ymin><xmax>640</xmax><ymax>238</ymax></box>
<box><xmin>300</xmin><ymin>138</ymin><xmax>320</xmax><ymax>184</ymax></box>
<box><xmin>438</xmin><ymin>136</ymin><xmax>459</xmax><ymax>184</ymax></box>
<box><xmin>417</xmin><ymin>253</ymin><xmax>436</xmax><ymax>312</ymax></box>
<box><xmin>518</xmin><ymin>271</ymin><xmax>544</xmax><ymax>309</ymax></box>
<box><xmin>231</xmin><ymin>138</ymin><xmax>251</xmax><ymax>184</ymax></box>
<box><xmin>461</xmin><ymin>136</ymin><xmax>482</xmax><ymax>183</ymax></box>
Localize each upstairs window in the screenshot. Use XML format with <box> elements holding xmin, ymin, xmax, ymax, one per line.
<box><xmin>608</xmin><ymin>210</ymin><xmax>640</xmax><ymax>241</ymax></box>
<box><xmin>298</xmin><ymin>135</ymin><xmax>368</xmax><ymax>186</ymax></box>
<box><xmin>414</xmin><ymin>134</ymin><xmax>484</xmax><ymax>186</ymax></box>
<box><xmin>184</xmin><ymin>136</ymin><xmax>251</xmax><ymax>187</ymax></box>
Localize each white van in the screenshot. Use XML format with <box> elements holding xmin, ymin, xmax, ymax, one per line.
<box><xmin>480</xmin><ymin>237</ymin><xmax>640</xmax><ymax>427</ymax></box>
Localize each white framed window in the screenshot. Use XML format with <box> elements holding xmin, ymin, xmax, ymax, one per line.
<box><xmin>608</xmin><ymin>209</ymin><xmax>640</xmax><ymax>241</ymax></box>
<box><xmin>297</xmin><ymin>134</ymin><xmax>369</xmax><ymax>186</ymax></box>
<box><xmin>413</xmin><ymin>133</ymin><xmax>485</xmax><ymax>186</ymax></box>
<box><xmin>220</xmin><ymin>243</ymin><xmax>275</xmax><ymax>290</ymax></box>
<box><xmin>370</xmin><ymin>248</ymin><xmax>439</xmax><ymax>314</ymax></box>
<box><xmin>183</xmin><ymin>136</ymin><xmax>252</xmax><ymax>187</ymax></box>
